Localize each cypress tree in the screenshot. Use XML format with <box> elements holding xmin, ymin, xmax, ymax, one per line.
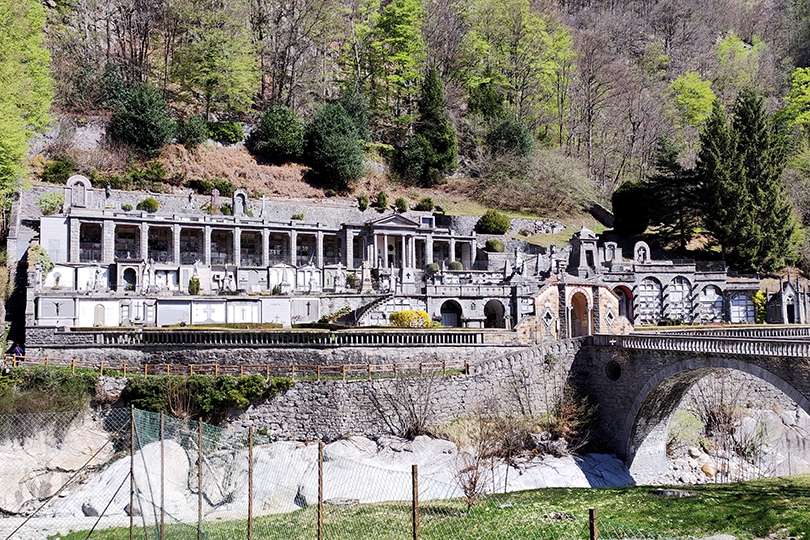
<box><xmin>696</xmin><ymin>90</ymin><xmax>799</xmax><ymax>272</ymax></box>
<box><xmin>413</xmin><ymin>67</ymin><xmax>457</xmax><ymax>185</ymax></box>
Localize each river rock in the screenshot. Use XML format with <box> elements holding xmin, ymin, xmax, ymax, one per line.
<box><xmin>701</xmin><ymin>461</ymin><xmax>717</xmax><ymax>478</ymax></box>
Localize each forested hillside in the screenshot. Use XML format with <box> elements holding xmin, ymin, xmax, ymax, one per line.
<box><xmin>4</xmin><ymin>0</ymin><xmax>810</xmax><ymax>271</ymax></box>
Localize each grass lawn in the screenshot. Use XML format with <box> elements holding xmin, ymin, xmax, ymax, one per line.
<box><xmin>51</xmin><ymin>475</ymin><xmax>810</xmax><ymax>540</ymax></box>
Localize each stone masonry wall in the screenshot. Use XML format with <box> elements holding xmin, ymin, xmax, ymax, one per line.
<box><xmin>231</xmin><ymin>339</ymin><xmax>582</xmax><ymax>441</ymax></box>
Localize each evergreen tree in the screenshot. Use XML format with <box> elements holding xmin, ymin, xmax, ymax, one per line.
<box><xmin>304</xmin><ymin>103</ymin><xmax>364</xmax><ymax>191</ymax></box>
<box><xmin>254</xmin><ymin>105</ymin><xmax>304</xmax><ymax>164</ymax></box>
<box><xmin>645</xmin><ymin>135</ymin><xmax>698</xmax><ymax>250</ymax></box>
<box><xmin>339</xmin><ymin>87</ymin><xmax>371</xmax><ymax>141</ymax></box>
<box><xmin>413</xmin><ymin>67</ymin><xmax>457</xmax><ymax>185</ymax></box>
<box><xmin>486</xmin><ymin>116</ymin><xmax>534</xmax><ymax>157</ymax></box>
<box><xmin>696</xmin><ymin>90</ymin><xmax>800</xmax><ymax>272</ymax></box>
<box><xmin>110</xmin><ymin>83</ymin><xmax>176</xmax><ymax>156</ymax></box>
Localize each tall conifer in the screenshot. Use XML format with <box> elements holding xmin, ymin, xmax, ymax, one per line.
<box><xmin>414</xmin><ymin>67</ymin><xmax>457</xmax><ymax>185</ymax></box>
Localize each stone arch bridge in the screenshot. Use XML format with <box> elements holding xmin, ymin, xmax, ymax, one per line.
<box><xmin>578</xmin><ymin>326</ymin><xmax>810</xmax><ymax>483</ymax></box>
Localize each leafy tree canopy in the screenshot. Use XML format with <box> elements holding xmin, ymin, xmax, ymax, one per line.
<box><xmin>254</xmin><ymin>105</ymin><xmax>304</xmax><ymax>164</ymax></box>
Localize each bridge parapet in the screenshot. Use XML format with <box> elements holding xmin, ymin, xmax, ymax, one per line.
<box><xmin>634</xmin><ymin>325</ymin><xmax>810</xmax><ymax>339</ymax></box>
<box><xmin>591</xmin><ymin>333</ymin><xmax>810</xmax><ymax>358</ymax></box>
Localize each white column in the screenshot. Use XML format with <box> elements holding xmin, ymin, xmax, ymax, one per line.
<box><xmin>401</xmin><ymin>235</ymin><xmax>407</xmax><ymax>268</ymax></box>
<box><xmin>383</xmin><ymin>234</ymin><xmax>389</xmax><ymax>268</ymax></box>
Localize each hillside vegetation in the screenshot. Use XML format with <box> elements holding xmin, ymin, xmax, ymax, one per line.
<box><xmin>5</xmin><ymin>0</ymin><xmax>810</xmax><ymax>271</ymax></box>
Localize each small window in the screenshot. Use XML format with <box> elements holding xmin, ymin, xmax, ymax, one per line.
<box><xmin>421</xmin><ymin>217</ymin><xmax>433</xmax><ymax>228</ymax></box>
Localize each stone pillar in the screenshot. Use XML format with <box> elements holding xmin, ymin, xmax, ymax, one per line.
<box><xmin>233</xmin><ymin>227</ymin><xmax>241</xmax><ymax>266</ymax></box>
<box><xmin>69</xmin><ymin>219</ymin><xmax>81</xmax><ymax>263</ymax></box>
<box><xmin>426</xmin><ymin>236</ymin><xmax>434</xmax><ymax>265</ymax></box>
<box><xmin>140</xmin><ymin>222</ymin><xmax>149</xmax><ymax>262</ymax></box>
<box><xmin>204</xmin><ymin>225</ymin><xmax>212</xmax><ymax>266</ymax></box>
<box><xmin>449</xmin><ymin>233</ymin><xmax>456</xmax><ymax>263</ymax></box>
<box><xmin>401</xmin><ymin>235</ymin><xmax>407</xmax><ymax>268</ymax></box>
<box><xmin>373</xmin><ymin>234</ymin><xmax>379</xmax><ymax>268</ymax></box>
<box><xmin>316</xmin><ymin>231</ymin><xmax>324</xmax><ymax>268</ymax></box>
<box><xmin>261</xmin><ymin>229</ymin><xmax>270</xmax><ymax>267</ymax></box>
<box><xmin>383</xmin><ymin>234</ymin><xmax>389</xmax><ymax>268</ymax></box>
<box><xmin>290</xmin><ymin>230</ymin><xmax>297</xmax><ymax>266</ymax></box>
<box><xmin>172</xmin><ymin>225</ymin><xmax>181</xmax><ymax>265</ymax></box>
<box><xmin>346</xmin><ymin>229</ymin><xmax>354</xmax><ymax>269</ymax></box>
<box><xmin>102</xmin><ymin>219</ymin><xmax>115</xmax><ymax>264</ymax></box>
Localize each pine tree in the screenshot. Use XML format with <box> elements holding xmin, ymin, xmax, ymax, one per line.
<box><xmin>254</xmin><ymin>105</ymin><xmax>304</xmax><ymax>164</ymax></box>
<box><xmin>413</xmin><ymin>67</ymin><xmax>457</xmax><ymax>185</ymax></box>
<box><xmin>110</xmin><ymin>84</ymin><xmax>176</xmax><ymax>156</ymax></box>
<box><xmin>645</xmin><ymin>135</ymin><xmax>698</xmax><ymax>250</ymax></box>
<box><xmin>696</xmin><ymin>90</ymin><xmax>800</xmax><ymax>273</ymax></box>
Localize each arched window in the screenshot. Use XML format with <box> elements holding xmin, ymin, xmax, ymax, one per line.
<box><xmin>484</xmin><ymin>300</ymin><xmax>506</xmax><ymax>328</ymax></box>
<box><xmin>440</xmin><ymin>300</ymin><xmax>463</xmax><ymax>327</ymax></box>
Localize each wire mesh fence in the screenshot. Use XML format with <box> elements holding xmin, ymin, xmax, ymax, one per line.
<box><xmin>0</xmin><ymin>408</ymin><xmax>676</xmax><ymax>540</ymax></box>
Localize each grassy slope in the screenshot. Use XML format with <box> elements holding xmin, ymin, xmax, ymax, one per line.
<box><xmin>54</xmin><ymin>475</ymin><xmax>810</xmax><ymax>540</ymax></box>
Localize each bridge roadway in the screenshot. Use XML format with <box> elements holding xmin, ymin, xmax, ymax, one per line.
<box><xmin>581</xmin><ymin>326</ymin><xmax>810</xmax><ymax>483</ymax></box>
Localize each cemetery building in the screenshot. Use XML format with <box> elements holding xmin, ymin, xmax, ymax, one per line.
<box><xmin>13</xmin><ymin>176</ymin><xmax>767</xmax><ymax>345</ymax></box>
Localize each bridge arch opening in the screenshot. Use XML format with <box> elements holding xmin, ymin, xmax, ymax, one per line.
<box><xmin>622</xmin><ymin>359</ymin><xmax>810</xmax><ymax>484</ymax></box>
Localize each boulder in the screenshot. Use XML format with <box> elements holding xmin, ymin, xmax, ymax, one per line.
<box><xmin>701</xmin><ymin>461</ymin><xmax>717</xmax><ymax>478</ymax></box>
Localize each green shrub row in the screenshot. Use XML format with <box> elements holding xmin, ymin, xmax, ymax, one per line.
<box><xmin>0</xmin><ymin>367</ymin><xmax>98</xmax><ymax>415</ymax></box>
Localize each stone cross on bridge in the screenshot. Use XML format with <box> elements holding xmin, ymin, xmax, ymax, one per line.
<box><xmin>579</xmin><ymin>327</ymin><xmax>810</xmax><ymax>483</ymax></box>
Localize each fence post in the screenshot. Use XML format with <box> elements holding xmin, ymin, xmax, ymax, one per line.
<box><xmin>248</xmin><ymin>427</ymin><xmax>253</xmax><ymax>540</ymax></box>
<box><xmin>45</xmin><ymin>356</ymin><xmax>49</xmax><ymax>369</ymax></box>
<box><xmin>342</xmin><ymin>364</ymin><xmax>346</xmax><ymax>381</ymax></box>
<box><xmin>100</xmin><ymin>361</ymin><xmax>105</xmax><ymax>377</ymax></box>
<box><xmin>130</xmin><ymin>407</ymin><xmax>135</xmax><ymax>540</ymax></box>
<box><xmin>318</xmin><ymin>442</ymin><xmax>324</xmax><ymax>540</ymax></box>
<box><xmin>367</xmin><ymin>364</ymin><xmax>371</xmax><ymax>380</ymax></box>
<box><xmin>442</xmin><ymin>360</ymin><xmax>446</xmax><ymax>376</ymax></box>
<box><xmin>72</xmin><ymin>359</ymin><xmax>76</xmax><ymax>374</ymax></box>
<box><xmin>190</xmin><ymin>365</ymin><xmax>194</xmax><ymax>375</ymax></box>
<box><xmin>123</xmin><ymin>362</ymin><xmax>127</xmax><ymax>377</ymax></box>
<box><xmin>144</xmin><ymin>364</ymin><xmax>148</xmax><ymax>378</ymax></box>
<box><xmin>198</xmin><ymin>421</ymin><xmax>203</xmax><ymax>540</ymax></box>
<box><xmin>412</xmin><ymin>464</ymin><xmax>419</xmax><ymax>540</ymax></box>
<box><xmin>317</xmin><ymin>365</ymin><xmax>321</xmax><ymax>381</ymax></box>
<box><xmin>589</xmin><ymin>508</ymin><xmax>598</xmax><ymax>540</ymax></box>
<box><xmin>240</xmin><ymin>365</ymin><xmax>245</xmax><ymax>377</ymax></box>
<box><xmin>265</xmin><ymin>365</ymin><xmax>270</xmax><ymax>379</ymax></box>
<box><xmin>215</xmin><ymin>364</ymin><xmax>219</xmax><ymax>377</ymax></box>
<box><xmin>291</xmin><ymin>364</ymin><xmax>296</xmax><ymax>381</ymax></box>
<box><xmin>160</xmin><ymin>413</ymin><xmax>165</xmax><ymax>540</ymax></box>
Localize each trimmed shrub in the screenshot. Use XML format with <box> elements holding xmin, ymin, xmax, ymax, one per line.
<box><xmin>188</xmin><ymin>277</ymin><xmax>201</xmax><ymax>295</ymax></box>
<box><xmin>36</xmin><ymin>192</ymin><xmax>65</xmax><ymax>215</ymax></box>
<box><xmin>193</xmin><ymin>177</ymin><xmax>235</xmax><ymax>197</ymax></box>
<box><xmin>425</xmin><ymin>263</ymin><xmax>439</xmax><ymax>273</ymax></box>
<box><xmin>357</xmin><ymin>194</ymin><xmax>369</xmax><ymax>211</ymax></box>
<box><xmin>476</xmin><ymin>209</ymin><xmax>510</xmax><ymax>234</ymax></box>
<box><xmin>485</xmin><ymin>239</ymin><xmax>504</xmax><ymax>252</ymax></box>
<box><xmin>292</xmin><ymin>212</ymin><xmax>305</xmax><ymax>220</ymax></box>
<box><xmin>448</xmin><ymin>261</ymin><xmax>464</xmax><ymax>270</ymax></box>
<box><xmin>253</xmin><ymin>105</ymin><xmax>304</xmax><ymax>164</ymax></box>
<box><xmin>177</xmin><ymin>115</ymin><xmax>208</xmax><ymax>149</ymax></box>
<box><xmin>41</xmin><ymin>157</ymin><xmax>75</xmax><ymax>184</ymax></box>
<box><xmin>486</xmin><ymin>116</ymin><xmax>533</xmax><ymax>157</ymax></box>
<box><xmin>304</xmin><ymin>103</ymin><xmax>364</xmax><ymax>191</ymax></box>
<box><xmin>220</xmin><ymin>203</ymin><xmax>233</xmax><ymax>215</ymax></box>
<box><xmin>414</xmin><ymin>197</ymin><xmax>434</xmax><ymax>211</ymax></box>
<box><xmin>136</xmin><ymin>197</ymin><xmax>159</xmax><ymax>213</ymax></box>
<box><xmin>122</xmin><ymin>204</ymin><xmax>133</xmax><ymax>211</ymax></box>
<box><xmin>110</xmin><ymin>83</ymin><xmax>175</xmax><ymax>156</ymax></box>
<box><xmin>208</xmin><ymin>121</ymin><xmax>243</xmax><ymax>144</ymax></box>
<box><xmin>375</xmin><ymin>191</ymin><xmax>388</xmax><ymax>212</ymax></box>
<box><xmin>395</xmin><ymin>198</ymin><xmax>408</xmax><ymax>213</ymax></box>
<box><xmin>389</xmin><ymin>310</ymin><xmax>431</xmax><ymax>328</ymax></box>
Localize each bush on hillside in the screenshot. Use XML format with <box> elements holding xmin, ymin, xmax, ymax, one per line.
<box><xmin>357</xmin><ymin>194</ymin><xmax>370</xmax><ymax>211</ymax></box>
<box><xmin>110</xmin><ymin>83</ymin><xmax>175</xmax><ymax>156</ymax></box>
<box><xmin>395</xmin><ymin>198</ymin><xmax>408</xmax><ymax>213</ymax></box>
<box><xmin>41</xmin><ymin>157</ymin><xmax>76</xmax><ymax>184</ymax></box>
<box><xmin>253</xmin><ymin>105</ymin><xmax>304</xmax><ymax>164</ymax></box>
<box><xmin>177</xmin><ymin>115</ymin><xmax>209</xmax><ymax>149</ymax></box>
<box><xmin>476</xmin><ymin>209</ymin><xmax>510</xmax><ymax>234</ymax></box>
<box><xmin>415</xmin><ymin>197</ymin><xmax>434</xmax><ymax>211</ymax></box>
<box><xmin>375</xmin><ymin>191</ymin><xmax>388</xmax><ymax>212</ymax></box>
<box><xmin>486</xmin><ymin>117</ymin><xmax>533</xmax><ymax>157</ymax></box>
<box><xmin>207</xmin><ymin>122</ymin><xmax>243</xmax><ymax>144</ymax></box>
<box><xmin>304</xmin><ymin>103</ymin><xmax>364</xmax><ymax>191</ymax></box>
<box><xmin>36</xmin><ymin>192</ymin><xmax>65</xmax><ymax>215</ymax></box>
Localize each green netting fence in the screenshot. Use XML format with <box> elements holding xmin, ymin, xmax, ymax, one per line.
<box><xmin>0</xmin><ymin>408</ymin><xmax>673</xmax><ymax>540</ymax></box>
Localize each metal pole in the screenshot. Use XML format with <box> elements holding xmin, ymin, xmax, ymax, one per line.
<box><xmin>130</xmin><ymin>407</ymin><xmax>135</xmax><ymax>540</ymax></box>
<box><xmin>198</xmin><ymin>421</ymin><xmax>203</xmax><ymax>540</ymax></box>
<box><xmin>318</xmin><ymin>442</ymin><xmax>324</xmax><ymax>540</ymax></box>
<box><xmin>412</xmin><ymin>464</ymin><xmax>419</xmax><ymax>540</ymax></box>
<box><xmin>248</xmin><ymin>427</ymin><xmax>254</xmax><ymax>540</ymax></box>
<box><xmin>160</xmin><ymin>413</ymin><xmax>165</xmax><ymax>540</ymax></box>
<box><xmin>589</xmin><ymin>508</ymin><xmax>598</xmax><ymax>540</ymax></box>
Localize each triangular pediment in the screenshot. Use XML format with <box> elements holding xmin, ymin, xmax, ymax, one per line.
<box><xmin>367</xmin><ymin>213</ymin><xmax>421</xmax><ymax>229</ymax></box>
